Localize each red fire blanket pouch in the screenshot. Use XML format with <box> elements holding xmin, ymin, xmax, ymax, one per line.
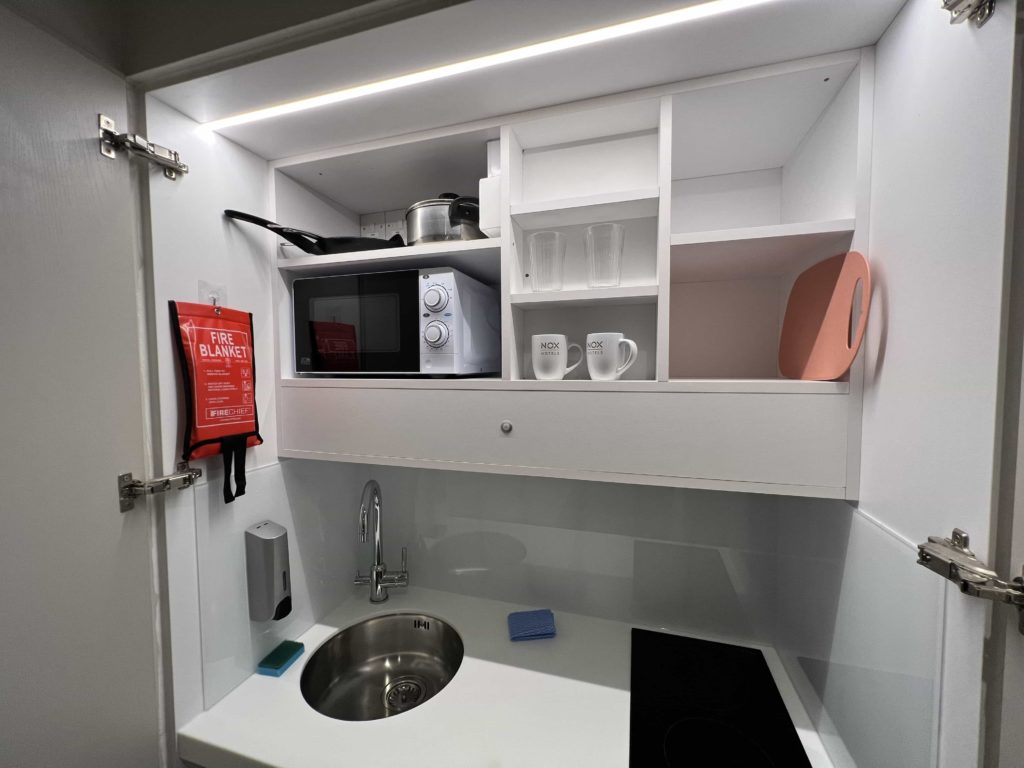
<box><xmin>170</xmin><ymin>301</ymin><xmax>263</xmax><ymax>504</ymax></box>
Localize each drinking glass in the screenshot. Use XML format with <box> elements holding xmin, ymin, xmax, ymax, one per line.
<box><xmin>584</xmin><ymin>222</ymin><xmax>625</xmax><ymax>288</ymax></box>
<box><xmin>528</xmin><ymin>231</ymin><xmax>567</xmax><ymax>292</ymax></box>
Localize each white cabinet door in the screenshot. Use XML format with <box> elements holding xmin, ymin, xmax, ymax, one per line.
<box><xmin>862</xmin><ymin>1</ymin><xmax>1018</xmax><ymax>765</ymax></box>
<box><xmin>0</xmin><ymin>8</ymin><xmax>163</xmax><ymax>767</ymax></box>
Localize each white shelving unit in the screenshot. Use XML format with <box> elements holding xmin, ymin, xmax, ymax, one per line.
<box><xmin>263</xmin><ymin>49</ymin><xmax>871</xmax><ymax>499</ymax></box>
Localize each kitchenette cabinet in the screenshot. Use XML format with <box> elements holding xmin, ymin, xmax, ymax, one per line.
<box><xmin>150</xmin><ymin>46</ymin><xmax>875</xmax><ymax>499</ymax></box>
<box><xmin>135</xmin><ymin>1</ymin><xmax>1019</xmax><ymax>766</ymax></box>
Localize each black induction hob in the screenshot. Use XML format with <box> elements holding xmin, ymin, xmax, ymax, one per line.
<box><xmin>629</xmin><ymin>629</ymin><xmax>813</xmax><ymax>767</ymax></box>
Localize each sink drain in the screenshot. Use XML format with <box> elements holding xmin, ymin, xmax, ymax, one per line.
<box><xmin>383</xmin><ymin>676</ymin><xmax>428</xmax><ymax>712</ymax></box>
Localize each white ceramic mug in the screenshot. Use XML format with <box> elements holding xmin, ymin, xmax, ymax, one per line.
<box><xmin>586</xmin><ymin>332</ymin><xmax>638</xmax><ymax>381</ymax></box>
<box><xmin>532</xmin><ymin>334</ymin><xmax>583</xmax><ymax>380</ymax></box>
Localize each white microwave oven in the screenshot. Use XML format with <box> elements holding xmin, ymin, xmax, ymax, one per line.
<box><xmin>292</xmin><ymin>266</ymin><xmax>500</xmax><ymax>376</ymax></box>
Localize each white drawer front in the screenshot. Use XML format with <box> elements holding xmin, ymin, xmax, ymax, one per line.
<box><xmin>279</xmin><ymin>386</ymin><xmax>848</xmax><ymax>493</ymax></box>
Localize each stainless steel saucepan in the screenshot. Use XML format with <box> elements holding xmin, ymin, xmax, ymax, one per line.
<box><xmin>406</xmin><ymin>194</ymin><xmax>486</xmax><ymax>245</ymax></box>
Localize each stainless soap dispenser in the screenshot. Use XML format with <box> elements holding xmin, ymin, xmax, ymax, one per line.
<box><xmin>245</xmin><ymin>520</ymin><xmax>292</xmax><ymax>622</ymax></box>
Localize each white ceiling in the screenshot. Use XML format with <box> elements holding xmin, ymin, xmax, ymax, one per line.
<box><xmin>151</xmin><ymin>0</ymin><xmax>905</xmax><ymax>161</ymax></box>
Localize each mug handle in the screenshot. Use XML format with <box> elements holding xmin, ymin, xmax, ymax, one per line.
<box><xmin>617</xmin><ymin>339</ymin><xmax>638</xmax><ymax>377</ymax></box>
<box><xmin>565</xmin><ymin>343</ymin><xmax>584</xmax><ymax>376</ymax></box>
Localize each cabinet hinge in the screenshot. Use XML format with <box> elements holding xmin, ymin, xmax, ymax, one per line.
<box><xmin>99</xmin><ymin>114</ymin><xmax>189</xmax><ymax>180</ymax></box>
<box><xmin>942</xmin><ymin>0</ymin><xmax>996</xmax><ymax>28</ymax></box>
<box><xmin>118</xmin><ymin>463</ymin><xmax>202</xmax><ymax>512</ymax></box>
<box><xmin>917</xmin><ymin>528</ymin><xmax>1024</xmax><ymax>634</ymax></box>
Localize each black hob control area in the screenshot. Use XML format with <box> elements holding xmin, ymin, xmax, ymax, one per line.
<box><xmin>629</xmin><ymin>629</ymin><xmax>813</xmax><ymax>767</ymax></box>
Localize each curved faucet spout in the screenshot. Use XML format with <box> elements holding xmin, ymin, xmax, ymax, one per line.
<box><xmin>359</xmin><ymin>479</ymin><xmax>383</xmax><ymax>568</ymax></box>
<box><xmin>354</xmin><ymin>479</ymin><xmax>407</xmax><ymax>603</ymax></box>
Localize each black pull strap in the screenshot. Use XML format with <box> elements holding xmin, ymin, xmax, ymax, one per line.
<box><xmin>221</xmin><ymin>436</ymin><xmax>249</xmax><ymax>504</ymax></box>
<box><xmin>233</xmin><ymin>440</ymin><xmax>247</xmax><ymax>499</ymax></box>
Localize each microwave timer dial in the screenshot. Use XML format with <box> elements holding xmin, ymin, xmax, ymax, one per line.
<box><xmin>423</xmin><ymin>320</ymin><xmax>450</xmax><ymax>348</ymax></box>
<box><xmin>423</xmin><ymin>285</ymin><xmax>449</xmax><ymax>312</ymax></box>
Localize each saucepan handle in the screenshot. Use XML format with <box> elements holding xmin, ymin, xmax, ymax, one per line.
<box><xmin>448</xmin><ymin>196</ymin><xmax>480</xmax><ymax>226</ymax></box>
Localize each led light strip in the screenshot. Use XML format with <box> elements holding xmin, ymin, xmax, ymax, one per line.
<box><xmin>203</xmin><ymin>0</ymin><xmax>778</xmax><ymax>131</ymax></box>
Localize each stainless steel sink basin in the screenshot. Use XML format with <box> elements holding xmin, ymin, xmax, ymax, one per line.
<box><xmin>300</xmin><ymin>613</ymin><xmax>464</xmax><ymax>721</ymax></box>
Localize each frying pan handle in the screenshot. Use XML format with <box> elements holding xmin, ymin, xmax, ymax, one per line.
<box><xmin>224</xmin><ymin>209</ymin><xmax>277</xmax><ymax>228</ymax></box>
<box><xmin>223</xmin><ymin>209</ymin><xmax>327</xmax><ymax>254</ymax></box>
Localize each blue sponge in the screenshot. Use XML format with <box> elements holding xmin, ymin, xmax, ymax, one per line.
<box><xmin>256</xmin><ymin>640</ymin><xmax>304</xmax><ymax>677</ymax></box>
<box><xmin>508</xmin><ymin>609</ymin><xmax>556</xmax><ymax>641</ymax></box>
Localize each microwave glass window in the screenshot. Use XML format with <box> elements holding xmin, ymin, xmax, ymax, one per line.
<box><xmin>310</xmin><ymin>294</ymin><xmax>401</xmax><ymax>352</ymax></box>
<box><xmin>293</xmin><ymin>270</ymin><xmax>421</xmax><ymax>374</ymax></box>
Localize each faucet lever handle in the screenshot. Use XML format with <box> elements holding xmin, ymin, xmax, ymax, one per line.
<box><xmin>354</xmin><ymin>570</ymin><xmax>370</xmax><ymax>586</ymax></box>
<box><xmin>401</xmin><ymin>546</ymin><xmax>408</xmax><ymax>574</ymax></box>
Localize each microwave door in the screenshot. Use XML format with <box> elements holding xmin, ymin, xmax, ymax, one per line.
<box><xmin>297</xmin><ymin>271</ymin><xmax>420</xmax><ymax>374</ymax></box>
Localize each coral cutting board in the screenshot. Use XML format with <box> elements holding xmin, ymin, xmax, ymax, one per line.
<box><xmin>779</xmin><ymin>251</ymin><xmax>871</xmax><ymax>381</ymax></box>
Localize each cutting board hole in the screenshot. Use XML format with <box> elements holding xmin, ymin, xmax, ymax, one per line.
<box><xmin>849</xmin><ymin>278</ymin><xmax>864</xmax><ymax>348</ymax></box>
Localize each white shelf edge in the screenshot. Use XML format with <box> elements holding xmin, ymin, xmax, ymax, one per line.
<box><xmin>510</xmin><ymin>187</ymin><xmax>660</xmax><ymax>229</ymax></box>
<box><xmin>276</xmin><ymin>238</ymin><xmax>500</xmax><ymax>272</ymax></box>
<box><xmin>509</xmin><ymin>285</ymin><xmax>659</xmax><ymax>307</ymax></box>
<box><xmin>512</xmin><ymin>187</ymin><xmax>660</xmax><ymax>216</ymax></box>
<box><xmin>670</xmin><ymin>218</ymin><xmax>856</xmax><ymax>247</ymax></box>
<box><xmin>277</xmin><ymin>448</ymin><xmax>847</xmax><ymax>500</ymax></box>
<box><xmin>279</xmin><ymin>377</ymin><xmax>849</xmax><ymax>394</ymax></box>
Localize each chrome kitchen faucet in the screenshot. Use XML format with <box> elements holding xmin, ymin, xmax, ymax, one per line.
<box><xmin>354</xmin><ymin>480</ymin><xmax>408</xmax><ymax>602</ymax></box>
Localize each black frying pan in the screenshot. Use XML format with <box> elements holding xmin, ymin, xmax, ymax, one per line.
<box><xmin>224</xmin><ymin>210</ymin><xmax>405</xmax><ymax>255</ymax></box>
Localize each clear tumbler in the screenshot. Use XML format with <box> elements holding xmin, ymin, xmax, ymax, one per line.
<box><xmin>584</xmin><ymin>222</ymin><xmax>625</xmax><ymax>288</ymax></box>
<box><xmin>528</xmin><ymin>231</ymin><xmax>567</xmax><ymax>292</ymax></box>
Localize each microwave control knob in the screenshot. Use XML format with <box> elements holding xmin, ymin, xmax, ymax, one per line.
<box><xmin>423</xmin><ymin>285</ymin><xmax>449</xmax><ymax>312</ymax></box>
<box><xmin>423</xmin><ymin>321</ymin><xmax>449</xmax><ymax>347</ymax></box>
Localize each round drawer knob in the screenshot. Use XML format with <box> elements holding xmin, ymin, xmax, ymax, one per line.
<box><xmin>500</xmin><ymin>420</ymin><xmax>513</xmax><ymax>434</ymax></box>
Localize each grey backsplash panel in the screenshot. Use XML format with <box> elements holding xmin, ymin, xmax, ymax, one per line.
<box><xmin>192</xmin><ymin>460</ymin><xmax>941</xmax><ymax>768</ymax></box>
<box><xmin>367</xmin><ymin>465</ymin><xmax>782</xmax><ymax>645</ymax></box>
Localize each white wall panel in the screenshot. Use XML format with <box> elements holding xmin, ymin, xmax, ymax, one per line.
<box><xmin>775</xmin><ymin>501</ymin><xmax>943</xmax><ymax>768</ymax></box>
<box><xmin>781</xmin><ymin>68</ymin><xmax>859</xmax><ymax>224</ymax></box>
<box><xmin>273</xmin><ymin>172</ymin><xmax>359</xmax><ymax>240</ymax></box>
<box><xmin>193</xmin><ymin>461</ymin><xmax>366</xmax><ymax>707</ymax></box>
<box><xmin>521</xmin><ymin>133</ymin><xmax>659</xmax><ymax>203</ymax></box>
<box><xmin>770</xmin><ymin>3</ymin><xmax>1019</xmax><ymax>766</ymax></box>
<box><xmin>147</xmin><ymin>96</ymin><xmax>279</xmax><ymax>469</ymax></box>
<box><xmin>671</xmin><ymin>168</ymin><xmax>781</xmax><ymax>233</ymax></box>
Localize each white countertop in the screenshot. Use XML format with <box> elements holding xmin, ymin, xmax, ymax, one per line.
<box><xmin>178</xmin><ymin>588</ymin><xmax>834</xmax><ymax>768</ymax></box>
